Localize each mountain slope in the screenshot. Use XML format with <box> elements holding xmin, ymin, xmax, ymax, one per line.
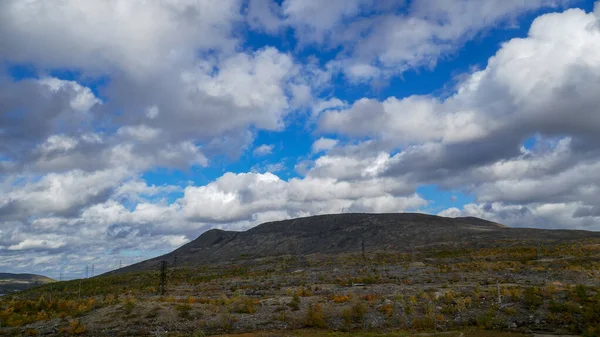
<box><xmin>0</xmin><ymin>273</ymin><xmax>56</xmax><ymax>294</ymax></box>
<box><xmin>118</xmin><ymin>213</ymin><xmax>600</xmax><ymax>272</ymax></box>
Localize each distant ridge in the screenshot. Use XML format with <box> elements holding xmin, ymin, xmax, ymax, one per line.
<box><xmin>116</xmin><ymin>213</ymin><xmax>600</xmax><ymax>273</ymax></box>
<box><xmin>0</xmin><ymin>273</ymin><xmax>56</xmax><ymax>294</ymax></box>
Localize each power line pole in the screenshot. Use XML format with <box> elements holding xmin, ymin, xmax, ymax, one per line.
<box><xmin>497</xmin><ymin>279</ymin><xmax>502</xmax><ymax>305</ymax></box>
<box><xmin>158</xmin><ymin>261</ymin><xmax>167</xmax><ymax>295</ymax></box>
<box><xmin>59</xmin><ymin>272</ymin><xmax>62</xmax><ymax>281</ymax></box>
<box><xmin>91</xmin><ymin>264</ymin><xmax>94</xmax><ymax>277</ymax></box>
<box><xmin>85</xmin><ymin>265</ymin><xmax>88</xmax><ymax>279</ymax></box>
<box><xmin>119</xmin><ymin>260</ymin><xmax>122</xmax><ymax>269</ymax></box>
<box><xmin>361</xmin><ymin>238</ymin><xmax>366</xmax><ymax>261</ymax></box>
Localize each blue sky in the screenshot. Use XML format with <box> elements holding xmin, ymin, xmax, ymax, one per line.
<box><xmin>1</xmin><ymin>0</ymin><xmax>600</xmax><ymax>278</ymax></box>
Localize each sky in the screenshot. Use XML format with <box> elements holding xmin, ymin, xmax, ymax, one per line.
<box><xmin>1</xmin><ymin>0</ymin><xmax>600</xmax><ymax>279</ymax></box>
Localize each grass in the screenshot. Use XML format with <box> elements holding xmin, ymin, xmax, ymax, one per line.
<box><xmin>2</xmin><ymin>240</ymin><xmax>600</xmax><ymax>335</ymax></box>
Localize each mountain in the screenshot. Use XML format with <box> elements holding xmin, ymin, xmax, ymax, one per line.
<box><xmin>118</xmin><ymin>213</ymin><xmax>600</xmax><ymax>272</ymax></box>
<box><xmin>0</xmin><ymin>273</ymin><xmax>56</xmax><ymax>294</ymax></box>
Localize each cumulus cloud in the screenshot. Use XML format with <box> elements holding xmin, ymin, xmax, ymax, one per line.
<box><xmin>276</xmin><ymin>0</ymin><xmax>566</xmax><ymax>80</ymax></box>
<box><xmin>179</xmin><ymin>170</ymin><xmax>426</xmax><ymax>224</ymax></box>
<box><xmin>319</xmin><ymin>6</ymin><xmax>600</xmax><ymax>230</ymax></box>
<box><xmin>0</xmin><ymin>169</ymin><xmax>128</xmax><ymax>219</ymax></box>
<box><xmin>0</xmin><ymin>1</ymin><xmax>305</xmax><ymax>168</ymax></box>
<box><xmin>322</xmin><ymin>5</ymin><xmax>600</xmax><ymax>147</ymax></box>
<box><xmin>322</xmin><ymin>6</ymin><xmax>600</xmax><ymax>156</ymax></box>
<box><xmin>319</xmin><ymin>96</ymin><xmax>485</xmax><ymax>145</ymax></box>
<box><xmin>1</xmin><ymin>1</ymin><xmax>599</xmax><ymax>277</ymax></box>
<box><xmin>0</xmin><ymin>151</ymin><xmax>428</xmax><ymax>276</ymax></box>
<box><xmin>0</xmin><ymin>0</ymin><xmax>241</xmax><ymax>73</ymax></box>
<box><xmin>0</xmin><ymin>77</ymin><xmax>100</xmax><ymax>166</ymax></box>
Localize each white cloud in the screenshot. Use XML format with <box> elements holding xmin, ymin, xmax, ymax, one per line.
<box><xmin>253</xmin><ymin>144</ymin><xmax>275</xmax><ymax>156</ymax></box>
<box><xmin>180</xmin><ymin>152</ymin><xmax>424</xmax><ymax>224</ymax></box>
<box><xmin>0</xmin><ymin>2</ymin><xmax>303</xmax><ymax>167</ymax></box>
<box><xmin>194</xmin><ymin>48</ymin><xmax>294</xmax><ymax>118</ymax></box>
<box><xmin>117</xmin><ymin>125</ymin><xmax>162</xmax><ymax>142</ymax></box>
<box><xmin>316</xmin><ymin>5</ymin><xmax>600</xmax><ymax>232</ymax></box>
<box><xmin>345</xmin><ymin>63</ymin><xmax>381</xmax><ymax>81</ymax></box>
<box><xmin>113</xmin><ymin>179</ymin><xmax>181</xmax><ymax>202</ymax></box>
<box><xmin>322</xmin><ymin>7</ymin><xmax>600</xmax><ymax>149</ymax></box>
<box><xmin>8</xmin><ymin>237</ymin><xmax>66</xmax><ymax>251</ymax></box>
<box><xmin>312</xmin><ymin>98</ymin><xmax>347</xmax><ymax>117</ymax></box>
<box><xmin>0</xmin><ymin>0</ymin><xmax>241</xmax><ymax>74</ymax></box>
<box><xmin>440</xmin><ymin>201</ymin><xmax>600</xmax><ymax>231</ymax></box>
<box><xmin>276</xmin><ymin>0</ymin><xmax>565</xmax><ymax>79</ymax></box>
<box><xmin>282</xmin><ymin>0</ymin><xmax>372</xmax><ymax>44</ymax></box>
<box><xmin>111</xmin><ymin>141</ymin><xmax>209</xmax><ymax>171</ymax></box>
<box><xmin>146</xmin><ymin>105</ymin><xmax>160</xmax><ymax>119</ymax></box>
<box><xmin>312</xmin><ymin>138</ymin><xmax>338</xmax><ymax>153</ymax></box>
<box><xmin>38</xmin><ymin>77</ymin><xmax>100</xmax><ymax>112</ymax></box>
<box><xmin>39</xmin><ymin>135</ymin><xmax>79</xmax><ymax>155</ymax></box>
<box><xmin>247</xmin><ymin>0</ymin><xmax>282</xmax><ymax>33</ymax></box>
<box><xmin>266</xmin><ymin>162</ymin><xmax>285</xmax><ymax>173</ymax></box>
<box><xmin>1</xmin><ymin>169</ymin><xmax>127</xmax><ymax>217</ymax></box>
<box><xmin>0</xmin><ymin>77</ymin><xmax>101</xmax><ymax>164</ymax></box>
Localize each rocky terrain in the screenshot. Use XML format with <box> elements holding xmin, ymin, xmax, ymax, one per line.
<box><xmin>1</xmin><ymin>213</ymin><xmax>599</xmax><ymax>336</ymax></box>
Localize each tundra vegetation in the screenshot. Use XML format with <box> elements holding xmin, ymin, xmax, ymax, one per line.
<box><xmin>1</xmin><ymin>240</ymin><xmax>600</xmax><ymax>336</ymax></box>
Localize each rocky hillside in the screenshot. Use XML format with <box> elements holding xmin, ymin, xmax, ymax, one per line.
<box><xmin>0</xmin><ymin>273</ymin><xmax>55</xmax><ymax>294</ymax></box>
<box><xmin>118</xmin><ymin>213</ymin><xmax>600</xmax><ymax>273</ymax></box>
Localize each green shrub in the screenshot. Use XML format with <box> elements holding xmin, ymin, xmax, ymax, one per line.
<box><xmin>175</xmin><ymin>304</ymin><xmax>192</xmax><ymax>319</ymax></box>
<box><xmin>288</xmin><ymin>293</ymin><xmax>300</xmax><ymax>311</ymax></box>
<box><xmin>523</xmin><ymin>287</ymin><xmax>543</xmax><ymax>310</ymax></box>
<box><xmin>574</xmin><ymin>284</ymin><xmax>588</xmax><ymax>302</ymax></box>
<box><xmin>341</xmin><ymin>302</ymin><xmax>367</xmax><ymax>325</ymax></box>
<box><xmin>476</xmin><ymin>310</ymin><xmax>495</xmax><ymax>329</ymax></box>
<box><xmin>123</xmin><ymin>298</ymin><xmax>136</xmax><ymax>315</ymax></box>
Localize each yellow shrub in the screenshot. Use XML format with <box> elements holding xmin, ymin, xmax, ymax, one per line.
<box><xmin>305</xmin><ymin>303</ymin><xmax>326</xmax><ymax>328</ymax></box>
<box><xmin>35</xmin><ymin>310</ymin><xmax>49</xmax><ymax>321</ymax></box>
<box><xmin>332</xmin><ymin>295</ymin><xmax>351</xmax><ymax>303</ymax></box>
<box><xmin>104</xmin><ymin>294</ymin><xmax>117</xmax><ymax>305</ymax></box>
<box><xmin>378</xmin><ymin>303</ymin><xmax>394</xmax><ymax>317</ymax></box>
<box><xmin>363</xmin><ymin>294</ymin><xmax>380</xmax><ymax>303</ymax></box>
<box><xmin>67</xmin><ymin>319</ymin><xmax>86</xmax><ymax>335</ymax></box>
<box><xmin>296</xmin><ymin>287</ymin><xmax>312</xmax><ymax>297</ymax></box>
